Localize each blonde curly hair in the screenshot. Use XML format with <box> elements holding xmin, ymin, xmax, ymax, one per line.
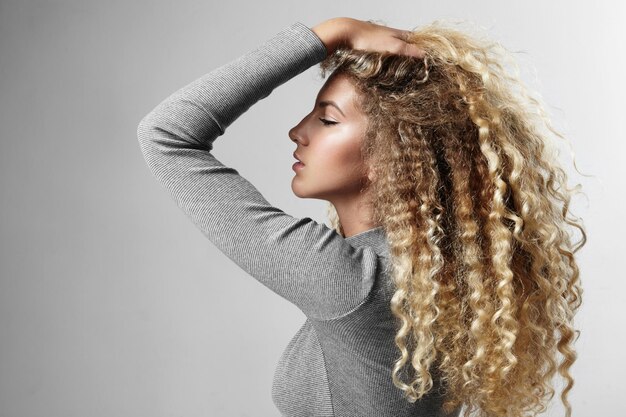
<box><xmin>321</xmin><ymin>19</ymin><xmax>586</xmax><ymax>417</ymax></box>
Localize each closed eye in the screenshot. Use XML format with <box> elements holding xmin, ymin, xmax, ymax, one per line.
<box><xmin>319</xmin><ymin>118</ymin><xmax>338</xmax><ymax>126</ymax></box>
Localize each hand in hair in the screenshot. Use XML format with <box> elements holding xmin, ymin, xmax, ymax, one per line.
<box><xmin>312</xmin><ymin>17</ymin><xmax>425</xmax><ymax>59</ymax></box>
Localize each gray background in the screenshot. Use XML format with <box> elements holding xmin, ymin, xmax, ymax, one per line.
<box><xmin>0</xmin><ymin>0</ymin><xmax>621</xmax><ymax>416</ymax></box>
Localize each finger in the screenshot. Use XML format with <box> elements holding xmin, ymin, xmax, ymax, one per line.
<box><xmin>406</xmin><ymin>44</ymin><xmax>426</xmax><ymax>59</ymax></box>
<box><xmin>391</xmin><ymin>39</ymin><xmax>425</xmax><ymax>59</ymax></box>
<box><xmin>388</xmin><ymin>30</ymin><xmax>424</xmax><ymax>59</ymax></box>
<box><xmin>393</xmin><ymin>29</ymin><xmax>414</xmax><ymax>44</ymax></box>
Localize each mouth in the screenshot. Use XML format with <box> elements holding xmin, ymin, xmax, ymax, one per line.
<box><xmin>293</xmin><ymin>151</ymin><xmax>305</xmax><ymax>166</ymax></box>
<box><xmin>292</xmin><ymin>161</ymin><xmax>305</xmax><ymax>172</ymax></box>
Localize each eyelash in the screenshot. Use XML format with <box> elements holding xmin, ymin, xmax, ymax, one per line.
<box><xmin>319</xmin><ymin>118</ymin><xmax>338</xmax><ymax>126</ymax></box>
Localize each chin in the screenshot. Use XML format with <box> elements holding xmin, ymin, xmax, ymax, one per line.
<box><xmin>290</xmin><ymin>180</ymin><xmax>307</xmax><ymax>198</ymax></box>
<box><xmin>291</xmin><ymin>184</ymin><xmax>324</xmax><ymax>200</ymax></box>
<box><xmin>291</xmin><ymin>190</ymin><xmax>306</xmax><ymax>198</ymax></box>
<box><xmin>291</xmin><ymin>178</ymin><xmax>330</xmax><ymax>200</ymax></box>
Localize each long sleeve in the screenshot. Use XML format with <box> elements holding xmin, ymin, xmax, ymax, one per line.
<box><xmin>136</xmin><ymin>22</ymin><xmax>382</xmax><ymax>321</ymax></box>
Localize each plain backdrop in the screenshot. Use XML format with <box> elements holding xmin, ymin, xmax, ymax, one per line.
<box><xmin>0</xmin><ymin>0</ymin><xmax>622</xmax><ymax>416</ymax></box>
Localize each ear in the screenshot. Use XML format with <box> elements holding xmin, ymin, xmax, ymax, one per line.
<box><xmin>366</xmin><ymin>165</ymin><xmax>376</xmax><ymax>183</ymax></box>
<box><xmin>359</xmin><ymin>166</ymin><xmax>373</xmax><ymax>192</ymax></box>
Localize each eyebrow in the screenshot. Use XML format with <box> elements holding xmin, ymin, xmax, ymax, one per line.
<box><xmin>318</xmin><ymin>100</ymin><xmax>345</xmax><ymax>117</ymax></box>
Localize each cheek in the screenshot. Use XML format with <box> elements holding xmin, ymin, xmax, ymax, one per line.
<box><xmin>313</xmin><ymin>137</ymin><xmax>365</xmax><ymax>183</ymax></box>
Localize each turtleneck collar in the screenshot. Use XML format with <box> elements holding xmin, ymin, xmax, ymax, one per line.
<box><xmin>344</xmin><ymin>226</ymin><xmax>390</xmax><ymax>258</ymax></box>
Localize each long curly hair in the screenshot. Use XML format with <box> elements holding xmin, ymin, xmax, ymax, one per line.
<box><xmin>321</xmin><ymin>19</ymin><xmax>586</xmax><ymax>417</ymax></box>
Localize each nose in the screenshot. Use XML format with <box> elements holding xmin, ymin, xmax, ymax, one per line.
<box><xmin>288</xmin><ymin>126</ymin><xmax>298</xmax><ymax>143</ymax></box>
<box><xmin>289</xmin><ymin>114</ymin><xmax>308</xmax><ymax>144</ymax></box>
<box><xmin>288</xmin><ymin>124</ymin><xmax>302</xmax><ymax>144</ymax></box>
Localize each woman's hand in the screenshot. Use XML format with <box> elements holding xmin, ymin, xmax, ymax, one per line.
<box><xmin>311</xmin><ymin>17</ymin><xmax>425</xmax><ymax>59</ymax></box>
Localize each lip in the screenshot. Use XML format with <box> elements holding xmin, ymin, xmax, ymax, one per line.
<box><xmin>293</xmin><ymin>151</ymin><xmax>305</xmax><ymax>165</ymax></box>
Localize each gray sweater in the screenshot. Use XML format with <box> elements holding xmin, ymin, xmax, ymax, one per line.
<box><xmin>137</xmin><ymin>21</ymin><xmax>462</xmax><ymax>417</ymax></box>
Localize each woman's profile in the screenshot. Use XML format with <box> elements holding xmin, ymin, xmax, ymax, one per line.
<box><xmin>137</xmin><ymin>16</ymin><xmax>585</xmax><ymax>417</ymax></box>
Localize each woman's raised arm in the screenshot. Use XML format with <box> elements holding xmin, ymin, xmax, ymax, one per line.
<box><xmin>136</xmin><ymin>21</ymin><xmax>383</xmax><ymax>321</ymax></box>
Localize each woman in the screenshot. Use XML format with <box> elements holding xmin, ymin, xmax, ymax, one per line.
<box><xmin>137</xmin><ymin>17</ymin><xmax>585</xmax><ymax>417</ymax></box>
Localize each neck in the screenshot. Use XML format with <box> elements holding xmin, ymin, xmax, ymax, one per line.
<box><xmin>329</xmin><ymin>188</ymin><xmax>378</xmax><ymax>238</ymax></box>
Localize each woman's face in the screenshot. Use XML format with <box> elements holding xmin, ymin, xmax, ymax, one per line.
<box><xmin>288</xmin><ymin>73</ymin><xmax>370</xmax><ymax>201</ymax></box>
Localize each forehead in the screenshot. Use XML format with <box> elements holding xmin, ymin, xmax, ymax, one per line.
<box><xmin>316</xmin><ymin>73</ymin><xmax>362</xmax><ymax>115</ymax></box>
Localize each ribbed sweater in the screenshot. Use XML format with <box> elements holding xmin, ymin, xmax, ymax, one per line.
<box><xmin>137</xmin><ymin>21</ymin><xmax>462</xmax><ymax>417</ymax></box>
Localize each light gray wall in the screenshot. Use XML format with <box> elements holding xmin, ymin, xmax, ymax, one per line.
<box><xmin>0</xmin><ymin>0</ymin><xmax>621</xmax><ymax>416</ymax></box>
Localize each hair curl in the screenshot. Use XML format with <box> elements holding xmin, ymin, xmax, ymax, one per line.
<box><xmin>321</xmin><ymin>19</ymin><xmax>586</xmax><ymax>417</ymax></box>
